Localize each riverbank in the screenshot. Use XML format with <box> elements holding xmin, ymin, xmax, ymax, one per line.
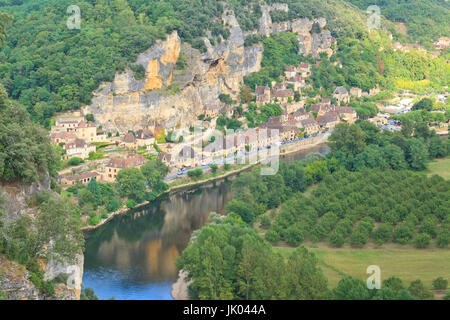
<box><xmin>82</xmin><ymin>133</ymin><xmax>330</xmax><ymax>232</ymax></box>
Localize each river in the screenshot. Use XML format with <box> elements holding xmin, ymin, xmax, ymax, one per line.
<box><xmin>82</xmin><ymin>143</ymin><xmax>330</xmax><ymax>300</ymax></box>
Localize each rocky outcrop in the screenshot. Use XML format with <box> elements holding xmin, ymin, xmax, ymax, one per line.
<box><xmin>259</xmin><ymin>5</ymin><xmax>335</xmax><ymax>58</ymax></box>
<box><xmin>0</xmin><ymin>173</ymin><xmax>50</xmax><ymax>222</ymax></box>
<box><xmin>0</xmin><ymin>179</ymin><xmax>83</xmax><ymax>300</ymax></box>
<box><xmin>43</xmin><ymin>253</ymin><xmax>84</xmax><ymax>300</ymax></box>
<box><xmin>0</xmin><ymin>255</ymin><xmax>39</xmax><ymax>300</ymax></box>
<box><xmin>83</xmin><ymin>12</ymin><xmax>263</xmax><ymax>133</ymax></box>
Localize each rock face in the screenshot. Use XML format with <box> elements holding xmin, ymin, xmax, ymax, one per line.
<box><xmin>43</xmin><ymin>253</ymin><xmax>84</xmax><ymax>300</ymax></box>
<box><xmin>83</xmin><ymin>12</ymin><xmax>263</xmax><ymax>133</ymax></box>
<box><xmin>259</xmin><ymin>5</ymin><xmax>335</xmax><ymax>58</ymax></box>
<box><xmin>0</xmin><ymin>255</ymin><xmax>39</xmax><ymax>300</ymax></box>
<box><xmin>0</xmin><ymin>173</ymin><xmax>50</xmax><ymax>222</ymax></box>
<box><xmin>0</xmin><ymin>179</ymin><xmax>83</xmax><ymax>300</ymax></box>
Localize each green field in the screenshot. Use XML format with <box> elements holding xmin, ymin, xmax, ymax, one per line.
<box><xmin>274</xmin><ymin>246</ymin><xmax>450</xmax><ymax>290</ymax></box>
<box><xmin>426</xmin><ymin>157</ymin><xmax>450</xmax><ymax>180</ymax></box>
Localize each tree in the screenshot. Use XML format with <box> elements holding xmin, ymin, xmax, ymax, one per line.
<box><xmin>432</xmin><ymin>277</ymin><xmax>448</xmax><ymax>290</ymax></box>
<box><xmin>78</xmin><ymin>189</ymin><xmax>97</xmax><ymax>210</ymax></box>
<box><xmin>116</xmin><ymin>168</ymin><xmax>146</xmax><ymax>202</ymax></box>
<box><xmin>328</xmin><ymin>123</ymin><xmax>366</xmax><ymax>158</ymax></box>
<box><xmin>226</xmin><ymin>200</ymin><xmax>255</xmax><ymax>224</ymax></box>
<box><xmin>140</xmin><ymin>159</ymin><xmax>168</xmax><ymax>193</ymax></box>
<box><xmin>408</xmin><ymin>280</ymin><xmax>433</xmax><ymax>300</ymax></box>
<box><xmin>210</xmin><ymin>164</ymin><xmax>218</xmax><ymax>173</ymax></box>
<box><xmin>332</xmin><ymin>276</ymin><xmax>371</xmax><ymax>300</ymax></box>
<box><xmin>404</xmin><ymin>139</ymin><xmax>428</xmax><ymax>170</ymax></box>
<box><xmin>412</xmin><ymin>98</ymin><xmax>433</xmax><ymax>111</ymax></box>
<box><xmin>413</xmin><ymin>233</ymin><xmax>431</xmax><ymax>248</ymax></box>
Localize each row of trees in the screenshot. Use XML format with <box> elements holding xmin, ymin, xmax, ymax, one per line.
<box><xmin>267</xmin><ymin>168</ymin><xmax>450</xmax><ymax>248</ymax></box>
<box><xmin>177</xmin><ymin>213</ymin><xmax>445</xmax><ymax>300</ymax></box>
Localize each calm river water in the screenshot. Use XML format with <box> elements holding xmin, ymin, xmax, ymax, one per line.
<box><xmin>82</xmin><ymin>144</ymin><xmax>330</xmax><ymax>300</ymax></box>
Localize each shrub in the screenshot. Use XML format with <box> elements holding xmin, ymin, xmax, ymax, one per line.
<box><xmin>42</xmin><ymin>281</ymin><xmax>55</xmax><ymax>296</ymax></box>
<box><xmin>372</xmin><ymin>223</ymin><xmax>392</xmax><ymax>245</ymax></box>
<box><xmin>414</xmin><ymin>233</ymin><xmax>431</xmax><ymax>248</ymax></box>
<box><xmin>187</xmin><ymin>168</ymin><xmax>203</xmax><ymax>178</ymax></box>
<box><xmin>68</xmin><ymin>157</ymin><xmax>84</xmax><ymax>166</ymax></box>
<box><xmin>126</xmin><ymin>199</ymin><xmax>137</xmax><ymax>209</ymax></box>
<box><xmin>432</xmin><ymin>277</ymin><xmax>448</xmax><ymax>290</ymax></box>
<box><xmin>265</xmin><ymin>229</ymin><xmax>280</xmax><ymax>244</ymax></box>
<box><xmin>408</xmin><ymin>280</ymin><xmax>433</xmax><ymax>300</ymax></box>
<box><xmin>393</xmin><ymin>224</ymin><xmax>414</xmax><ymax>244</ymax></box>
<box><xmin>259</xmin><ymin>214</ymin><xmax>271</xmax><ymax>228</ymax></box>
<box><xmin>210</xmin><ymin>164</ymin><xmax>218</xmax><ymax>173</ymax></box>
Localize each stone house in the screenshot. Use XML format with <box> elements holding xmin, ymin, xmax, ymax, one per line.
<box><xmin>284</xmin><ymin>65</ymin><xmax>297</xmax><ymax>78</ymax></box>
<box><xmin>255</xmin><ymin>86</ymin><xmax>271</xmax><ymax>103</ymax></box>
<box><xmin>300</xmin><ymin>118</ymin><xmax>320</xmax><ymax>135</ymax></box>
<box><xmin>272</xmin><ymin>88</ymin><xmax>294</xmax><ymax>103</ymax></box>
<box><xmin>103</xmin><ymin>154</ymin><xmax>146</xmax><ymax>182</ymax></box>
<box><xmin>135</xmin><ymin>129</ymin><xmax>155</xmax><ymax>147</ymax></box>
<box><xmin>123</xmin><ymin>132</ymin><xmax>138</xmax><ymax>149</ymax></box>
<box><xmin>60</xmin><ymin>171</ymin><xmax>100</xmax><ymax>187</ymax></box>
<box><xmin>333</xmin><ymin>86</ymin><xmax>350</xmax><ymax>104</ymax></box>
<box><xmin>297</xmin><ymin>63</ymin><xmax>311</xmax><ymax>77</ymax></box>
<box><xmin>64</xmin><ymin>138</ymin><xmax>96</xmax><ymax>160</ymax></box>
<box><xmin>317</xmin><ymin>111</ymin><xmax>340</xmax><ymax>129</ymax></box>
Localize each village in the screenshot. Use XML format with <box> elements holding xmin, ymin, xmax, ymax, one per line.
<box><xmin>50</xmin><ymin>57</ymin><xmax>448</xmax><ymax>190</ymax></box>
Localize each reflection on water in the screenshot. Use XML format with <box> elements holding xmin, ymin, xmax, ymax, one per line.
<box><xmin>83</xmin><ymin>144</ymin><xmax>330</xmax><ymax>300</ymax></box>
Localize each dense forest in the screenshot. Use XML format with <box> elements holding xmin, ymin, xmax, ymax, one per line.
<box><xmin>345</xmin><ymin>0</ymin><xmax>450</xmax><ymax>43</ymax></box>
<box><xmin>0</xmin><ymin>0</ymin><xmax>447</xmax><ymax>128</ymax></box>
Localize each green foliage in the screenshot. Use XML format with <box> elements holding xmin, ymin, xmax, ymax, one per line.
<box><xmin>177</xmin><ymin>220</ymin><xmax>328</xmax><ymax>300</ymax></box>
<box><xmin>140</xmin><ymin>158</ymin><xmax>168</xmax><ymax>194</ymax></box>
<box><xmin>225</xmin><ymin>200</ymin><xmax>255</xmax><ymax>225</ymax></box>
<box><xmin>345</xmin><ymin>0</ymin><xmax>450</xmax><ymax>43</ymax></box>
<box><xmin>0</xmin><ymin>85</ymin><xmax>58</xmax><ymax>182</ymax></box>
<box><xmin>41</xmin><ymin>280</ymin><xmax>55</xmax><ymax>296</ymax></box>
<box><xmin>269</xmin><ymin>168</ymin><xmax>450</xmax><ymax>247</ymax></box>
<box><xmin>412</xmin><ymin>98</ymin><xmax>433</xmax><ymax>111</ymax></box>
<box><xmin>68</xmin><ymin>157</ymin><xmax>84</xmax><ymax>166</ymax></box>
<box><xmin>244</xmin><ymin>33</ymin><xmax>302</xmax><ymax>90</ymax></box>
<box><xmin>408</xmin><ymin>279</ymin><xmax>434</xmax><ymax>300</ymax></box>
<box><xmin>116</xmin><ymin>167</ymin><xmax>146</xmax><ymax>202</ymax></box>
<box><xmin>80</xmin><ymin>287</ymin><xmax>99</xmax><ymax>300</ymax></box>
<box><xmin>329</xmin><ymin>122</ymin><xmax>449</xmax><ymax>172</ymax></box>
<box><xmin>432</xmin><ymin>277</ymin><xmax>448</xmax><ymax>290</ymax></box>
<box><xmin>210</xmin><ymin>164</ymin><xmax>218</xmax><ymax>173</ymax></box>
<box><xmin>187</xmin><ymin>168</ymin><xmax>203</xmax><ymax>178</ymax></box>
<box><xmin>414</xmin><ymin>233</ymin><xmax>431</xmax><ymax>248</ymax></box>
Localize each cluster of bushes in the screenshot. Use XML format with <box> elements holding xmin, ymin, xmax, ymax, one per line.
<box><xmin>266</xmin><ymin>169</ymin><xmax>450</xmax><ymax>248</ymax></box>
<box><xmin>229</xmin><ymin>154</ymin><xmax>338</xmax><ymax>226</ymax></box>
<box><xmin>329</xmin><ymin>121</ymin><xmax>450</xmax><ymax>172</ymax></box>
<box><xmin>176</xmin><ymin>216</ymin><xmax>328</xmax><ymax>300</ymax></box>
<box><xmin>333</xmin><ymin>276</ymin><xmax>439</xmax><ymax>300</ymax></box>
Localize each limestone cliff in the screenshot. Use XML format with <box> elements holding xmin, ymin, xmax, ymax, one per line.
<box><xmin>259</xmin><ymin>5</ymin><xmax>335</xmax><ymax>58</ymax></box>
<box><xmin>83</xmin><ymin>12</ymin><xmax>263</xmax><ymax>133</ymax></box>
<box><xmin>0</xmin><ymin>180</ymin><xmax>83</xmax><ymax>300</ymax></box>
